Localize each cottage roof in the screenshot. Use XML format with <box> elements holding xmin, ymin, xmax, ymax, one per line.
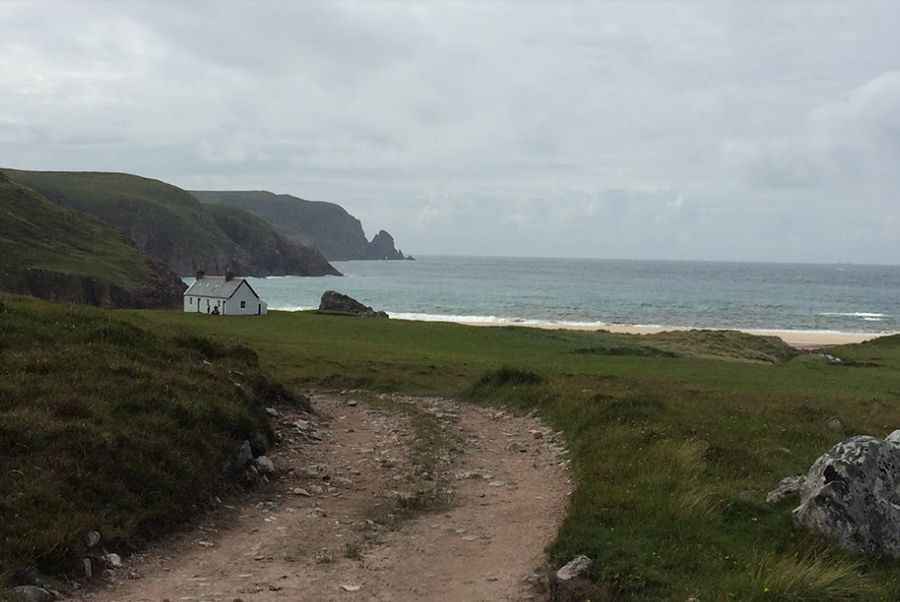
<box><xmin>184</xmin><ymin>276</ymin><xmax>258</xmax><ymax>300</ymax></box>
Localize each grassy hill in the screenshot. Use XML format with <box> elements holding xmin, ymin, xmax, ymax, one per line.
<box><xmin>1</xmin><ymin>169</ymin><xmax>340</xmax><ymax>277</ymax></box>
<box><xmin>0</xmin><ymin>174</ymin><xmax>184</xmax><ymax>307</ymax></box>
<box><xmin>0</xmin><ymin>296</ymin><xmax>293</xmax><ymax>578</ymax></box>
<box><xmin>192</xmin><ymin>190</ymin><xmax>406</xmax><ymax>261</ymax></box>
<box><xmin>123</xmin><ymin>309</ymin><xmax>900</xmax><ymax>600</ymax></box>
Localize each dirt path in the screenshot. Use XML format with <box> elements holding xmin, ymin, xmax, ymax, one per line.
<box><xmin>72</xmin><ymin>393</ymin><xmax>571</xmax><ymax>602</ymax></box>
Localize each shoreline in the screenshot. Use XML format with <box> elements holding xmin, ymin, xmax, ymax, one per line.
<box><xmin>274</xmin><ymin>307</ymin><xmax>893</xmax><ymax>348</ymax></box>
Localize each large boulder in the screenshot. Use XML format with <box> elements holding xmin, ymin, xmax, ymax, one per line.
<box><xmin>318</xmin><ymin>291</ymin><xmax>388</xmax><ymax>318</ymax></box>
<box><xmin>792</xmin><ymin>430</ymin><xmax>900</xmax><ymax>557</ymax></box>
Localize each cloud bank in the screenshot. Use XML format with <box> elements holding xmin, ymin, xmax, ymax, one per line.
<box><xmin>1</xmin><ymin>1</ymin><xmax>898</xmax><ymax>263</ymax></box>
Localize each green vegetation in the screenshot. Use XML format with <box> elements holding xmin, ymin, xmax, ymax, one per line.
<box><xmin>1</xmin><ymin>169</ymin><xmax>339</xmax><ymax>277</ymax></box>
<box><xmin>0</xmin><ymin>296</ymin><xmax>288</xmax><ymax>578</ymax></box>
<box><xmin>117</xmin><ymin>309</ymin><xmax>900</xmax><ymax>600</ymax></box>
<box><xmin>0</xmin><ymin>177</ymin><xmax>150</xmax><ymax>289</ymax></box>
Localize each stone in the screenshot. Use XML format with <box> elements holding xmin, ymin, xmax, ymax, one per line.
<box><xmin>249</xmin><ymin>431</ymin><xmax>271</xmax><ymax>457</ymax></box>
<box><xmin>102</xmin><ymin>553</ymin><xmax>123</xmax><ymax>568</ymax></box>
<box><xmin>318</xmin><ymin>290</ymin><xmax>388</xmax><ymax>319</ymax></box>
<box><xmin>84</xmin><ymin>530</ymin><xmax>102</xmax><ymax>548</ymax></box>
<box><xmin>340</xmin><ymin>584</ymin><xmax>361</xmax><ymax>592</ymax></box>
<box><xmin>826</xmin><ymin>416</ymin><xmax>844</xmax><ymax>432</ymax></box>
<box><xmin>766</xmin><ymin>475</ymin><xmax>805</xmax><ymax>504</ymax></box>
<box><xmin>793</xmin><ymin>432</ymin><xmax>900</xmax><ymax>557</ymax></box>
<box><xmin>82</xmin><ymin>558</ymin><xmax>93</xmax><ymax>579</ymax></box>
<box><xmin>347</xmin><ymin>400</ymin><xmax>359</xmax><ymax>407</ymax></box>
<box><xmin>293</xmin><ymin>487</ymin><xmax>312</xmax><ymax>496</ymax></box>
<box><xmin>265</xmin><ymin>407</ymin><xmax>280</xmax><ymax>417</ymax></box>
<box><xmin>8</xmin><ymin>586</ymin><xmax>53</xmax><ymax>602</ymax></box>
<box><xmin>549</xmin><ymin>555</ymin><xmax>594</xmax><ymax>602</ymax></box>
<box><xmin>254</xmin><ymin>456</ymin><xmax>276</xmax><ymax>475</ymax></box>
<box><xmin>232</xmin><ymin>440</ymin><xmax>253</xmax><ymax>472</ymax></box>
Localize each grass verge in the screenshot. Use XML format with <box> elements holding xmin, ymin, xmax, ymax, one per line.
<box><xmin>0</xmin><ymin>296</ymin><xmax>289</xmax><ymax>581</ymax></box>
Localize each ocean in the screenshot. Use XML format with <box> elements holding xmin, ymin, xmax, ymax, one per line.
<box><xmin>236</xmin><ymin>256</ymin><xmax>900</xmax><ymax>336</ymax></box>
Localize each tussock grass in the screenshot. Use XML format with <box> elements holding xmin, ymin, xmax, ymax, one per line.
<box><xmin>748</xmin><ymin>551</ymin><xmax>874</xmax><ymax>601</ymax></box>
<box><xmin>0</xmin><ymin>297</ymin><xmax>289</xmax><ymax>579</ymax></box>
<box><xmin>473</xmin><ymin>366</ymin><xmax>544</xmax><ymax>388</ymax></box>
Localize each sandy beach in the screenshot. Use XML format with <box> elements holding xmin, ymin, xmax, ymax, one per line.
<box><xmin>391</xmin><ymin>314</ymin><xmax>891</xmax><ymax>349</ymax></box>
<box><xmin>586</xmin><ymin>324</ymin><xmax>885</xmax><ymax>349</ymax></box>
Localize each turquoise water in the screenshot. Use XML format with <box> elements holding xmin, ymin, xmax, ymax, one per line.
<box><xmin>233</xmin><ymin>256</ymin><xmax>900</xmax><ymax>335</ymax></box>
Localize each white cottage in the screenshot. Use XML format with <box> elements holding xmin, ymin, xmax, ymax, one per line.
<box><xmin>183</xmin><ymin>273</ymin><xmax>268</xmax><ymax>316</ymax></box>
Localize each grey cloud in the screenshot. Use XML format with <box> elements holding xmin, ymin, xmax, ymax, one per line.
<box><xmin>1</xmin><ymin>1</ymin><xmax>898</xmax><ymax>263</ymax></box>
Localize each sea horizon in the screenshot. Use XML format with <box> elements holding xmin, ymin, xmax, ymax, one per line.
<box><xmin>201</xmin><ymin>255</ymin><xmax>900</xmax><ymax>342</ymax></box>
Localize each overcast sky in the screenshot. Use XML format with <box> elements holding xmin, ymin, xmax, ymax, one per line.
<box><xmin>2</xmin><ymin>2</ymin><xmax>899</xmax><ymax>263</ymax></box>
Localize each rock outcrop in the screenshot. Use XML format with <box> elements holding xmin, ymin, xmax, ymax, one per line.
<box><xmin>191</xmin><ymin>190</ymin><xmax>411</xmax><ymax>262</ymax></box>
<box><xmin>790</xmin><ymin>431</ymin><xmax>900</xmax><ymax>557</ymax></box>
<box><xmin>366</xmin><ymin>230</ymin><xmax>406</xmax><ymax>260</ymax></box>
<box><xmin>2</xmin><ymin>263</ymin><xmax>185</xmax><ymax>309</ymax></box>
<box><xmin>318</xmin><ymin>290</ymin><xmax>388</xmax><ymax>318</ymax></box>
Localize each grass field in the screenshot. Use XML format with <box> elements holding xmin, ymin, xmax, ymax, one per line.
<box><xmin>5</xmin><ymin>298</ymin><xmax>900</xmax><ymax>599</ymax></box>
<box><xmin>117</xmin><ymin>308</ymin><xmax>900</xmax><ymax>600</ymax></box>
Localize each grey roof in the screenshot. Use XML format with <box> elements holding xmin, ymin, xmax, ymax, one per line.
<box><xmin>184</xmin><ymin>276</ymin><xmax>257</xmax><ymax>299</ymax></box>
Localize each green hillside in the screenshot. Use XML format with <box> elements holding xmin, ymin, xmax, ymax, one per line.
<box><xmin>0</xmin><ymin>174</ymin><xmax>184</xmax><ymax>307</ymax></box>
<box><xmin>192</xmin><ymin>190</ymin><xmax>406</xmax><ymax>261</ymax></box>
<box><xmin>2</xmin><ymin>169</ymin><xmax>340</xmax><ymax>277</ymax></box>
<box><xmin>0</xmin><ymin>296</ymin><xmax>285</xmax><ymax>576</ymax></box>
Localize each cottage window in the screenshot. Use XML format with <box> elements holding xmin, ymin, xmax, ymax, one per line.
<box><xmin>240</xmin><ymin>300</ymin><xmax>246</xmax><ymax>309</ymax></box>
<box><xmin>189</xmin><ymin>297</ymin><xmax>193</xmax><ymax>304</ymax></box>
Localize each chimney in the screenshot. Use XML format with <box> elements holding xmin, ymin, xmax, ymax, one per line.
<box><xmin>225</xmin><ymin>270</ymin><xmax>235</xmax><ymax>282</ymax></box>
<box><xmin>195</xmin><ymin>270</ymin><xmax>205</xmax><ymax>280</ymax></box>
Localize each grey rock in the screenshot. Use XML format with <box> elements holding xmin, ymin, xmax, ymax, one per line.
<box><xmin>318</xmin><ymin>290</ymin><xmax>388</xmax><ymax>319</ymax></box>
<box><xmin>102</xmin><ymin>553</ymin><xmax>123</xmax><ymax>568</ymax></box>
<box><xmin>249</xmin><ymin>431</ymin><xmax>271</xmax><ymax>457</ymax></box>
<box><xmin>254</xmin><ymin>456</ymin><xmax>276</xmax><ymax>475</ymax></box>
<box><xmin>826</xmin><ymin>416</ymin><xmax>844</xmax><ymax>432</ymax></box>
<box><xmin>333</xmin><ymin>477</ymin><xmax>354</xmax><ymax>489</ymax></box>
<box><xmin>8</xmin><ymin>586</ymin><xmax>53</xmax><ymax>602</ymax></box>
<box><xmin>265</xmin><ymin>407</ymin><xmax>280</xmax><ymax>417</ymax></box>
<box><xmin>84</xmin><ymin>530</ymin><xmax>102</xmax><ymax>548</ymax></box>
<box><xmin>766</xmin><ymin>475</ymin><xmax>806</xmax><ymax>504</ymax></box>
<box><xmin>549</xmin><ymin>556</ymin><xmax>593</xmax><ymax>602</ymax></box>
<box><xmin>233</xmin><ymin>440</ymin><xmax>253</xmax><ymax>472</ymax></box>
<box><xmin>793</xmin><ymin>433</ymin><xmax>900</xmax><ymax>557</ymax></box>
<box><xmin>81</xmin><ymin>558</ymin><xmax>92</xmax><ymax>578</ymax></box>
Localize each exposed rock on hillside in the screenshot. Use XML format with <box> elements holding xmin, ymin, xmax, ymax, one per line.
<box><xmin>318</xmin><ymin>290</ymin><xmax>388</xmax><ymax>318</ymax></box>
<box><xmin>191</xmin><ymin>190</ymin><xmax>410</xmax><ymax>262</ymax></box>
<box><xmin>3</xmin><ymin>263</ymin><xmax>185</xmax><ymax>309</ymax></box>
<box><xmin>788</xmin><ymin>431</ymin><xmax>900</xmax><ymax>557</ymax></box>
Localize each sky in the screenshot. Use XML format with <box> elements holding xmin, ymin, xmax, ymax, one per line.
<box><xmin>1</xmin><ymin>1</ymin><xmax>899</xmax><ymax>263</ymax></box>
